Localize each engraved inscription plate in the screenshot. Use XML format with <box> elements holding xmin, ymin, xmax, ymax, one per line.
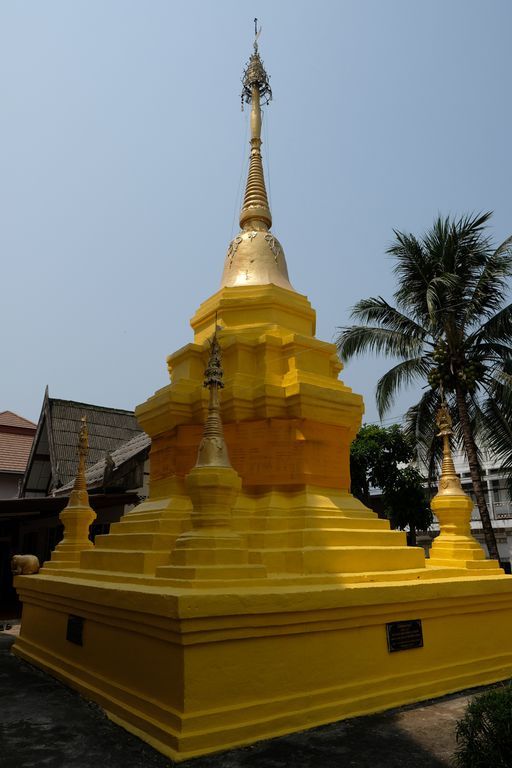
<box><xmin>66</xmin><ymin>615</ymin><xmax>84</xmax><ymax>646</ymax></box>
<box><xmin>386</xmin><ymin>619</ymin><xmax>423</xmax><ymax>653</ymax></box>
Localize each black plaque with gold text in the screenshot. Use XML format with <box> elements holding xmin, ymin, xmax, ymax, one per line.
<box><xmin>386</xmin><ymin>619</ymin><xmax>423</xmax><ymax>653</ymax></box>
<box><xmin>66</xmin><ymin>615</ymin><xmax>84</xmax><ymax>646</ymax></box>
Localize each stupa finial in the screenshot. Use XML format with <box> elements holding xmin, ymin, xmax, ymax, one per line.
<box><xmin>73</xmin><ymin>415</ymin><xmax>89</xmax><ymax>493</ymax></box>
<box><xmin>241</xmin><ymin>20</ymin><xmax>272</xmax><ymax>109</ymax></box>
<box><xmin>195</xmin><ymin>330</ymin><xmax>232</xmax><ymax>468</ymax></box>
<box><xmin>435</xmin><ymin>400</ymin><xmax>463</xmax><ymax>495</ymax></box>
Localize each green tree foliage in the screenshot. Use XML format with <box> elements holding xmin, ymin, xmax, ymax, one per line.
<box><xmin>350</xmin><ymin>424</ymin><xmax>432</xmax><ymax>545</ymax></box>
<box><xmin>337</xmin><ymin>212</ymin><xmax>512</xmax><ymax>561</ymax></box>
<box><xmin>454</xmin><ymin>684</ymin><xmax>512</xmax><ymax>768</ymax></box>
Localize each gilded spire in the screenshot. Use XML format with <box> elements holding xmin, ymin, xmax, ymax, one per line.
<box><xmin>220</xmin><ymin>23</ymin><xmax>293</xmax><ymax>290</ymax></box>
<box><xmin>239</xmin><ymin>24</ymin><xmax>272</xmax><ymax>232</ymax></box>
<box><xmin>73</xmin><ymin>416</ymin><xmax>89</xmax><ymax>494</ymax></box>
<box><xmin>435</xmin><ymin>402</ymin><xmax>464</xmax><ymax>496</ymax></box>
<box><xmin>195</xmin><ymin>332</ymin><xmax>232</xmax><ymax>468</ymax></box>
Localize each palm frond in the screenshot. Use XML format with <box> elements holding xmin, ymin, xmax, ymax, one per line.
<box><xmin>389</xmin><ymin>212</ymin><xmax>494</xmax><ymax>324</ymax></box>
<box><xmin>463</xmin><ymin>395</ymin><xmax>489</xmax><ymax>468</ymax></box>
<box><xmin>423</xmin><ymin>212</ymin><xmax>491</xmax><ymax>274</ymax></box>
<box><xmin>425</xmin><ymin>272</ymin><xmax>462</xmax><ymax>323</ymax></box>
<box><xmin>376</xmin><ymin>358</ymin><xmax>431</xmax><ymax>419</ymax></box>
<box><xmin>388</xmin><ymin>232</ymin><xmax>434</xmax><ymax>322</ymax></box>
<box><xmin>349</xmin><ymin>297</ymin><xmax>428</xmax><ymax>340</ymax></box>
<box><xmin>481</xmin><ymin>372</ymin><xmax>512</xmax><ymax>441</ymax></box>
<box><xmin>335</xmin><ymin>325</ymin><xmax>423</xmax><ymax>362</ymax></box>
<box><xmin>479</xmin><ymin>380</ymin><xmax>512</xmax><ymax>497</ymax></box>
<box><xmin>465</xmin><ymin>235</ymin><xmax>512</xmax><ymax>324</ymax></box>
<box><xmin>470</xmin><ymin>340</ymin><xmax>512</xmax><ymax>365</ymax></box>
<box><xmin>467</xmin><ymin>303</ymin><xmax>512</xmax><ymax>347</ymax></box>
<box><xmin>403</xmin><ymin>388</ymin><xmax>443</xmax><ymax>474</ymax></box>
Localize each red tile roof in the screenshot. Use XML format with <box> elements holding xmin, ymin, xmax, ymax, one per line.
<box><xmin>0</xmin><ymin>411</ymin><xmax>36</xmax><ymax>430</ymax></box>
<box><xmin>0</xmin><ymin>431</ymin><xmax>35</xmax><ymax>473</ymax></box>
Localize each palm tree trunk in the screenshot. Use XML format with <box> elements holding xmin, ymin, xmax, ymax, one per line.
<box><xmin>454</xmin><ymin>382</ymin><xmax>500</xmax><ymax>561</ymax></box>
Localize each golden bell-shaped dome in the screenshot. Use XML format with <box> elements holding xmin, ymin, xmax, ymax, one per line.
<box><xmin>221</xmin><ymin>230</ymin><xmax>292</xmax><ymax>289</ymax></box>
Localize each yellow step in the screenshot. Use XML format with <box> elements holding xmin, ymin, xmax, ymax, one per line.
<box><xmin>247</xmin><ymin>528</ymin><xmax>406</xmax><ymax>548</ymax></box>
<box><xmin>80</xmin><ymin>549</ymin><xmax>171</xmax><ymax>574</ymax></box>
<box><xmin>94</xmin><ymin>532</ymin><xmax>177</xmax><ymax>550</ymax></box>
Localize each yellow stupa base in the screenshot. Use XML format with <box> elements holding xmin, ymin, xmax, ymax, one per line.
<box><xmin>13</xmin><ymin>481</ymin><xmax>512</xmax><ymax>760</ymax></box>
<box><xmin>13</xmin><ymin>284</ymin><xmax>512</xmax><ymax>760</ymax></box>
<box><xmin>14</xmin><ymin>571</ymin><xmax>512</xmax><ymax>761</ymax></box>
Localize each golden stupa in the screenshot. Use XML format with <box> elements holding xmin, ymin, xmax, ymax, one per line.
<box><xmin>14</xmin><ymin>29</ymin><xmax>512</xmax><ymax>762</ymax></box>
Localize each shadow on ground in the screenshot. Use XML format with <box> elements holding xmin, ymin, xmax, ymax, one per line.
<box><xmin>0</xmin><ymin>632</ymin><xmax>468</xmax><ymax>768</ymax></box>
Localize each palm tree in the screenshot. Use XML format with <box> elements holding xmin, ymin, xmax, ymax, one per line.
<box><xmin>336</xmin><ymin>212</ymin><xmax>512</xmax><ymax>562</ymax></box>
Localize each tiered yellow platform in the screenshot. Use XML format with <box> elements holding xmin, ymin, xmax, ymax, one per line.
<box><xmin>14</xmin><ymin>33</ymin><xmax>512</xmax><ymax>762</ymax></box>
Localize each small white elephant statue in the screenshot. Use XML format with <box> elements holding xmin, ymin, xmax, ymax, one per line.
<box><xmin>11</xmin><ymin>554</ymin><xmax>40</xmax><ymax>575</ymax></box>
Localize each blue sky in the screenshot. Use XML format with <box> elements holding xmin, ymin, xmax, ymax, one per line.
<box><xmin>1</xmin><ymin>1</ymin><xmax>511</xmax><ymax>425</ymax></box>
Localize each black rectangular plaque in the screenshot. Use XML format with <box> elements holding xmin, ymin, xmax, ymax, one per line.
<box><xmin>386</xmin><ymin>619</ymin><xmax>423</xmax><ymax>653</ymax></box>
<box><xmin>66</xmin><ymin>615</ymin><xmax>84</xmax><ymax>646</ymax></box>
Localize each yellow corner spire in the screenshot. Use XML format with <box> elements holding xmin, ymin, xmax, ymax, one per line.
<box><xmin>40</xmin><ymin>414</ymin><xmax>96</xmax><ymax>572</ymax></box>
<box><xmin>435</xmin><ymin>402</ymin><xmax>463</xmax><ymax>496</ymax></box>
<box><xmin>220</xmin><ymin>23</ymin><xmax>293</xmax><ymax>290</ymax></box>
<box><xmin>428</xmin><ymin>399</ymin><xmax>502</xmax><ymax>572</ymax></box>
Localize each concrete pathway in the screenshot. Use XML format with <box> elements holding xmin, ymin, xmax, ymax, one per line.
<box><xmin>0</xmin><ymin>629</ymin><xmax>480</xmax><ymax>767</ymax></box>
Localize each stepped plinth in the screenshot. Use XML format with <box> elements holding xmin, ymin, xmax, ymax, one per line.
<box><xmin>14</xmin><ymin>27</ymin><xmax>512</xmax><ymax>763</ymax></box>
